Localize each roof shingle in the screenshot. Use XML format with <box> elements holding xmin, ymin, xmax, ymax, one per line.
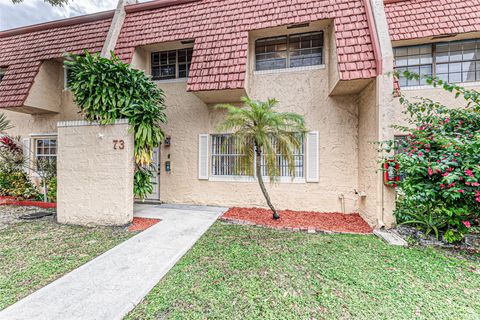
<box><xmin>115</xmin><ymin>0</ymin><xmax>378</xmax><ymax>92</ymax></box>
<box><xmin>0</xmin><ymin>15</ymin><xmax>113</xmax><ymax>109</ymax></box>
<box><xmin>385</xmin><ymin>0</ymin><xmax>480</xmax><ymax>41</ymax></box>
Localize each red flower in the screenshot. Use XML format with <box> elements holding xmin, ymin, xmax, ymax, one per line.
<box><xmin>454</xmin><ymin>152</ymin><xmax>460</xmax><ymax>157</ymax></box>
<box><xmin>418</xmin><ymin>152</ymin><xmax>423</xmax><ymax>157</ymax></box>
<box><xmin>428</xmin><ymin>167</ymin><xmax>433</xmax><ymax>175</ymax></box>
<box><xmin>440</xmin><ymin>184</ymin><xmax>445</xmax><ymax>189</ymax></box>
<box><xmin>458</xmin><ymin>189</ymin><xmax>465</xmax><ymax>193</ymax></box>
<box><xmin>462</xmin><ymin>221</ymin><xmax>471</xmax><ymax>228</ymax></box>
<box><xmin>465</xmin><ymin>169</ymin><xmax>474</xmax><ymax>177</ymax></box>
<box><xmin>473</xmin><ymin>182</ymin><xmax>480</xmax><ymax>187</ymax></box>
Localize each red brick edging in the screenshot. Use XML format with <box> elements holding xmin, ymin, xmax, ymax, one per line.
<box><xmin>0</xmin><ymin>196</ymin><xmax>56</xmax><ymax>209</ymax></box>
<box><xmin>219</xmin><ymin>217</ymin><xmax>372</xmax><ymax>235</ymax></box>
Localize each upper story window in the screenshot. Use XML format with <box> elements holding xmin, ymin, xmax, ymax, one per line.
<box><xmin>151</xmin><ymin>48</ymin><xmax>193</xmax><ymax>80</ymax></box>
<box><xmin>394</xmin><ymin>39</ymin><xmax>480</xmax><ymax>87</ymax></box>
<box><xmin>255</xmin><ymin>32</ymin><xmax>323</xmax><ymax>71</ymax></box>
<box><xmin>64</xmin><ymin>66</ymin><xmax>73</xmax><ymax>90</ymax></box>
<box><xmin>0</xmin><ymin>68</ymin><xmax>6</xmax><ymax>82</ymax></box>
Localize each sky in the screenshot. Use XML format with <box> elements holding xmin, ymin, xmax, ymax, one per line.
<box><xmin>0</xmin><ymin>0</ymin><xmax>122</xmax><ymax>31</ymax></box>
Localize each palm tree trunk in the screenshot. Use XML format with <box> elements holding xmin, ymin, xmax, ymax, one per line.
<box><xmin>255</xmin><ymin>147</ymin><xmax>279</xmax><ymax>220</ymax></box>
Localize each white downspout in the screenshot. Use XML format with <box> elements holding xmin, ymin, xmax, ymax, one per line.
<box><xmin>101</xmin><ymin>0</ymin><xmax>138</xmax><ymax>58</ymax></box>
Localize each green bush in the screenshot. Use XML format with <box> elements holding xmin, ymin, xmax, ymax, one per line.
<box><xmin>65</xmin><ymin>51</ymin><xmax>167</xmax><ymax>199</ymax></box>
<box><xmin>383</xmin><ymin>71</ymin><xmax>480</xmax><ymax>243</ymax></box>
<box><xmin>47</xmin><ymin>176</ymin><xmax>57</xmax><ymax>203</ymax></box>
<box><xmin>0</xmin><ymin>170</ymin><xmax>40</xmax><ymax>201</ymax></box>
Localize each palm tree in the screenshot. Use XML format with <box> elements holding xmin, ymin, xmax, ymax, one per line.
<box><xmin>0</xmin><ymin>112</ymin><xmax>12</xmax><ymax>134</ymax></box>
<box><xmin>216</xmin><ymin>97</ymin><xmax>307</xmax><ymax>220</ymax></box>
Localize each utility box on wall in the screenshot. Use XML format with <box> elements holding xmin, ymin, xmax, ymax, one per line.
<box><xmin>56</xmin><ymin>119</ymin><xmax>134</xmax><ymax>226</ymax></box>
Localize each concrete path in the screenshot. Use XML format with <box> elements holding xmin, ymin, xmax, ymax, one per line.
<box><xmin>0</xmin><ymin>204</ymin><xmax>226</xmax><ymax>320</ymax></box>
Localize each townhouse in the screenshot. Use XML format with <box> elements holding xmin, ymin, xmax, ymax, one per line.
<box><xmin>1</xmin><ymin>0</ymin><xmax>477</xmax><ymax>228</ymax></box>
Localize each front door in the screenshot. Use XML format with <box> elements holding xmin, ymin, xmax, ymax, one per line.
<box><xmin>147</xmin><ymin>147</ymin><xmax>160</xmax><ymax>200</ymax></box>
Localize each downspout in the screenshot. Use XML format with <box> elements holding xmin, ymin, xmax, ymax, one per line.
<box><xmin>101</xmin><ymin>0</ymin><xmax>138</xmax><ymax>58</ymax></box>
<box><xmin>363</xmin><ymin>0</ymin><xmax>394</xmax><ymax>228</ymax></box>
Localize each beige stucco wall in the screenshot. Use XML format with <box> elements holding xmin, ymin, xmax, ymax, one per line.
<box><xmin>2</xmin><ymin>60</ymin><xmax>82</xmax><ymax>139</ymax></box>
<box><xmin>57</xmin><ymin>120</ymin><xmax>134</xmax><ymax>226</ymax></box>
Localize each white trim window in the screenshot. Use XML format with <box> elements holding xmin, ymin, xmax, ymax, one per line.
<box><xmin>151</xmin><ymin>48</ymin><xmax>193</xmax><ymax>80</ymax></box>
<box><xmin>210</xmin><ymin>134</ymin><xmax>305</xmax><ymax>179</ymax></box>
<box><xmin>395</xmin><ymin>39</ymin><xmax>480</xmax><ymax>87</ymax></box>
<box><xmin>35</xmin><ymin>138</ymin><xmax>57</xmax><ymax>170</ymax></box>
<box><xmin>255</xmin><ymin>31</ymin><xmax>324</xmax><ymax>71</ymax></box>
<box><xmin>64</xmin><ymin>66</ymin><xmax>73</xmax><ymax>90</ymax></box>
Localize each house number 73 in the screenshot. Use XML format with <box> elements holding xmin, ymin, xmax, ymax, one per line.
<box><xmin>113</xmin><ymin>140</ymin><xmax>125</xmax><ymax>150</ymax></box>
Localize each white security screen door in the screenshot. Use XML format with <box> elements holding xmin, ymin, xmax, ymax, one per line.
<box><xmin>147</xmin><ymin>147</ymin><xmax>160</xmax><ymax>200</ymax></box>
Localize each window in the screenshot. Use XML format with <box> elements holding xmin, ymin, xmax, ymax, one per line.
<box><xmin>210</xmin><ymin>134</ymin><xmax>305</xmax><ymax>178</ymax></box>
<box><xmin>35</xmin><ymin>138</ymin><xmax>57</xmax><ymax>171</ymax></box>
<box><xmin>151</xmin><ymin>48</ymin><xmax>193</xmax><ymax>80</ymax></box>
<box><xmin>394</xmin><ymin>39</ymin><xmax>480</xmax><ymax>87</ymax></box>
<box><xmin>64</xmin><ymin>66</ymin><xmax>73</xmax><ymax>90</ymax></box>
<box><xmin>0</xmin><ymin>68</ymin><xmax>6</xmax><ymax>82</ymax></box>
<box><xmin>255</xmin><ymin>32</ymin><xmax>323</xmax><ymax>71</ymax></box>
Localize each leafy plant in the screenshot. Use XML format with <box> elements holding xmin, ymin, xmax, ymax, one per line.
<box><xmin>65</xmin><ymin>51</ymin><xmax>167</xmax><ymax>199</ymax></box>
<box><xmin>382</xmin><ymin>70</ymin><xmax>480</xmax><ymax>242</ymax></box>
<box><xmin>47</xmin><ymin>176</ymin><xmax>57</xmax><ymax>203</ymax></box>
<box><xmin>0</xmin><ymin>113</ymin><xmax>12</xmax><ymax>134</ymax></box>
<box><xmin>11</xmin><ymin>0</ymin><xmax>68</xmax><ymax>6</ymax></box>
<box><xmin>216</xmin><ymin>97</ymin><xmax>307</xmax><ymax>219</ymax></box>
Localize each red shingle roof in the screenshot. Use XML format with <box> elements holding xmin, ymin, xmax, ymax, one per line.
<box><xmin>0</xmin><ymin>13</ymin><xmax>114</xmax><ymax>109</ymax></box>
<box><xmin>115</xmin><ymin>0</ymin><xmax>378</xmax><ymax>92</ymax></box>
<box><xmin>385</xmin><ymin>0</ymin><xmax>480</xmax><ymax>41</ymax></box>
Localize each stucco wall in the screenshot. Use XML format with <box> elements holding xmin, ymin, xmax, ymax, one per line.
<box><xmin>2</xmin><ymin>61</ymin><xmax>82</xmax><ymax>138</ymax></box>
<box><xmin>153</xmin><ymin>66</ymin><xmax>363</xmax><ymax>214</ymax></box>
<box><xmin>357</xmin><ymin>81</ymin><xmax>379</xmax><ymax>226</ymax></box>
<box><xmin>57</xmin><ymin>120</ymin><xmax>134</xmax><ymax>226</ymax></box>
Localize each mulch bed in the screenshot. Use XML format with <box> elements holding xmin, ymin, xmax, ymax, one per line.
<box><xmin>128</xmin><ymin>217</ymin><xmax>161</xmax><ymax>232</ymax></box>
<box><xmin>221</xmin><ymin>207</ymin><xmax>373</xmax><ymax>234</ymax></box>
<box><xmin>0</xmin><ymin>196</ymin><xmax>56</xmax><ymax>209</ymax></box>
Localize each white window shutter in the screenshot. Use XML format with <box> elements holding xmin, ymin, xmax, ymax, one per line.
<box><xmin>198</xmin><ymin>134</ymin><xmax>209</xmax><ymax>180</ymax></box>
<box><xmin>306</xmin><ymin>131</ymin><xmax>319</xmax><ymax>182</ymax></box>
<box><xmin>22</xmin><ymin>137</ymin><xmax>31</xmax><ymax>174</ymax></box>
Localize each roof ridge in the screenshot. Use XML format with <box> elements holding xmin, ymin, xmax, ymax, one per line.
<box><xmin>0</xmin><ymin>10</ymin><xmax>115</xmax><ymax>39</ymax></box>
<box><xmin>124</xmin><ymin>0</ymin><xmax>201</xmax><ymax>13</ymax></box>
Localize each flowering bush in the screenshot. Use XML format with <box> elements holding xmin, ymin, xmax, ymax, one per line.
<box><xmin>384</xmin><ymin>71</ymin><xmax>480</xmax><ymax>243</ymax></box>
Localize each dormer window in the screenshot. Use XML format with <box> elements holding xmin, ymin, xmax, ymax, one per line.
<box><xmin>395</xmin><ymin>39</ymin><xmax>480</xmax><ymax>87</ymax></box>
<box><xmin>255</xmin><ymin>32</ymin><xmax>324</xmax><ymax>71</ymax></box>
<box><xmin>151</xmin><ymin>48</ymin><xmax>193</xmax><ymax>80</ymax></box>
<box><xmin>0</xmin><ymin>68</ymin><xmax>6</xmax><ymax>82</ymax></box>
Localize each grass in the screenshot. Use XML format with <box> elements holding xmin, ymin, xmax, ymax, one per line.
<box><xmin>127</xmin><ymin>222</ymin><xmax>480</xmax><ymax>320</ymax></box>
<box><xmin>0</xmin><ymin>217</ymin><xmax>135</xmax><ymax>310</ymax></box>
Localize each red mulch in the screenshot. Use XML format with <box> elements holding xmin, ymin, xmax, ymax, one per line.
<box><xmin>0</xmin><ymin>196</ymin><xmax>56</xmax><ymax>209</ymax></box>
<box><xmin>128</xmin><ymin>217</ymin><xmax>160</xmax><ymax>232</ymax></box>
<box><xmin>221</xmin><ymin>207</ymin><xmax>373</xmax><ymax>234</ymax></box>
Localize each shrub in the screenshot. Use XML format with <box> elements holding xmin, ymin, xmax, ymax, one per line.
<box><xmin>47</xmin><ymin>176</ymin><xmax>57</xmax><ymax>203</ymax></box>
<box><xmin>65</xmin><ymin>51</ymin><xmax>167</xmax><ymax>199</ymax></box>
<box><xmin>383</xmin><ymin>71</ymin><xmax>480</xmax><ymax>243</ymax></box>
<box><xmin>0</xmin><ymin>170</ymin><xmax>40</xmax><ymax>200</ymax></box>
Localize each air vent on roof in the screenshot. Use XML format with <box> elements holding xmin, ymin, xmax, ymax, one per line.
<box><xmin>180</xmin><ymin>39</ymin><xmax>195</xmax><ymax>45</ymax></box>
<box><xmin>431</xmin><ymin>33</ymin><xmax>458</xmax><ymax>40</ymax></box>
<box><xmin>287</xmin><ymin>23</ymin><xmax>310</xmax><ymax>29</ymax></box>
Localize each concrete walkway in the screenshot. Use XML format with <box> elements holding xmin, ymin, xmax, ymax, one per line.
<box><xmin>0</xmin><ymin>204</ymin><xmax>226</xmax><ymax>320</ymax></box>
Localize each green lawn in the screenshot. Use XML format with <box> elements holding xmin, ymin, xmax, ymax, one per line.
<box><xmin>128</xmin><ymin>222</ymin><xmax>480</xmax><ymax>320</ymax></box>
<box><xmin>0</xmin><ymin>218</ymin><xmax>134</xmax><ymax>310</ymax></box>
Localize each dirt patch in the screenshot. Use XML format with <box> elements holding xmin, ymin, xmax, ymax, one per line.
<box><xmin>221</xmin><ymin>207</ymin><xmax>373</xmax><ymax>234</ymax></box>
<box><xmin>128</xmin><ymin>217</ymin><xmax>160</xmax><ymax>232</ymax></box>
<box><xmin>0</xmin><ymin>205</ymin><xmax>55</xmax><ymax>229</ymax></box>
